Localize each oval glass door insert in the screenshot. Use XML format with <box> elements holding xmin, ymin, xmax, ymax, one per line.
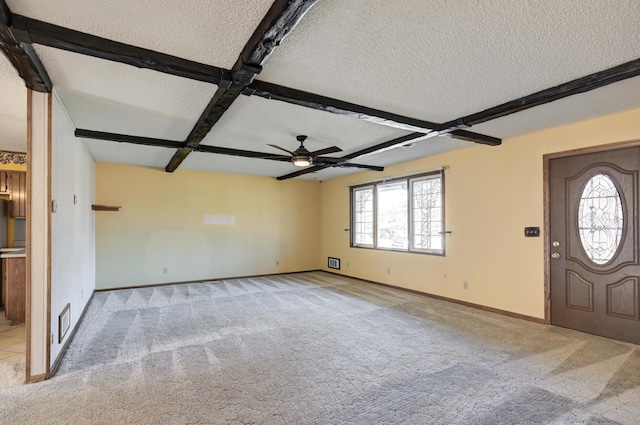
<box><xmin>577</xmin><ymin>173</ymin><xmax>624</xmax><ymax>265</ymax></box>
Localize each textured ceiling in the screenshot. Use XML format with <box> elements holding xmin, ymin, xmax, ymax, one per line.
<box><xmin>35</xmin><ymin>46</ymin><xmax>216</xmax><ymax>141</ymax></box>
<box><xmin>2</xmin><ymin>0</ymin><xmax>640</xmax><ymax>180</ymax></box>
<box><xmin>0</xmin><ymin>53</ymin><xmax>27</xmax><ymax>152</ymax></box>
<box><xmin>6</xmin><ymin>0</ymin><xmax>274</xmax><ymax>68</ymax></box>
<box><xmin>473</xmin><ymin>74</ymin><xmax>640</xmax><ymax>138</ymax></box>
<box><xmin>201</xmin><ymin>95</ymin><xmax>409</xmax><ymax>153</ymax></box>
<box><xmin>261</xmin><ymin>0</ymin><xmax>640</xmax><ymax>122</ymax></box>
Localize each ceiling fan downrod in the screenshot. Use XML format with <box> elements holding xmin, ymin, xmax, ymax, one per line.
<box><xmin>292</xmin><ymin>135</ymin><xmax>312</xmax><ymax>166</ymax></box>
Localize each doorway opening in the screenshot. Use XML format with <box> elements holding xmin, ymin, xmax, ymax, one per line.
<box><xmin>0</xmin><ymin>160</ymin><xmax>28</xmax><ymax>388</ymax></box>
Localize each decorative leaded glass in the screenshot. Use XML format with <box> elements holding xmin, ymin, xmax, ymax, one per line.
<box><xmin>577</xmin><ymin>174</ymin><xmax>624</xmax><ymax>265</ymax></box>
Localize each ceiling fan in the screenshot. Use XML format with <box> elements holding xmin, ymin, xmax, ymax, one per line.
<box><xmin>195</xmin><ymin>134</ymin><xmax>384</xmax><ymax>173</ymax></box>
<box><xmin>268</xmin><ymin>135</ymin><xmax>342</xmax><ymax>167</ymax></box>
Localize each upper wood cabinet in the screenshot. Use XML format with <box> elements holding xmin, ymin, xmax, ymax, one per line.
<box><xmin>8</xmin><ymin>171</ymin><xmax>26</xmax><ymax>218</ymax></box>
<box><xmin>0</xmin><ymin>171</ymin><xmax>9</xmax><ymax>194</ymax></box>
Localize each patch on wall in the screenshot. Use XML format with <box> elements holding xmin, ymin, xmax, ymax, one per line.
<box><xmin>204</xmin><ymin>214</ymin><xmax>235</xmax><ymax>225</ymax></box>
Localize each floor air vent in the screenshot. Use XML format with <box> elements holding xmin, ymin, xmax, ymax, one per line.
<box><xmin>328</xmin><ymin>257</ymin><xmax>340</xmax><ymax>270</ymax></box>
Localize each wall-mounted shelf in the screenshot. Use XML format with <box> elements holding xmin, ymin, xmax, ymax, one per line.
<box><xmin>91</xmin><ymin>205</ymin><xmax>121</xmax><ymax>212</ymax></box>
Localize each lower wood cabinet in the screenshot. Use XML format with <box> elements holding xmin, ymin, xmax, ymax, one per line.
<box><xmin>2</xmin><ymin>257</ymin><xmax>26</xmax><ymax>323</ymax></box>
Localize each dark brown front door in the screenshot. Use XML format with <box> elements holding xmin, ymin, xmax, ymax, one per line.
<box><xmin>550</xmin><ymin>146</ymin><xmax>640</xmax><ymax>345</ymax></box>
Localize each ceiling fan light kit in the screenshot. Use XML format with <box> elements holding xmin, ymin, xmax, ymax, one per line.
<box><xmin>292</xmin><ymin>155</ymin><xmax>312</xmax><ymax>167</ymax></box>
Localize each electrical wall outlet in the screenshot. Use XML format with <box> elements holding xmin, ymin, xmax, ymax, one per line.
<box><xmin>463</xmin><ymin>281</ymin><xmax>469</xmax><ymax>290</ymax></box>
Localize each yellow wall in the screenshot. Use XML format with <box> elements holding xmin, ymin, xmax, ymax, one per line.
<box><xmin>0</xmin><ymin>160</ymin><xmax>27</xmax><ymax>247</ymax></box>
<box><xmin>95</xmin><ymin>163</ymin><xmax>321</xmax><ymax>289</ymax></box>
<box><xmin>319</xmin><ymin>107</ymin><xmax>640</xmax><ymax>320</ymax></box>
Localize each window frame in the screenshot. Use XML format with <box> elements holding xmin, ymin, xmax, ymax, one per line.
<box><xmin>350</xmin><ymin>170</ymin><xmax>445</xmax><ymax>256</ymax></box>
<box><xmin>350</xmin><ymin>184</ymin><xmax>375</xmax><ymax>248</ymax></box>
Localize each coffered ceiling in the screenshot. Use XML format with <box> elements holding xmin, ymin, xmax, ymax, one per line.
<box><xmin>2</xmin><ymin>0</ymin><xmax>640</xmax><ymax>180</ymax></box>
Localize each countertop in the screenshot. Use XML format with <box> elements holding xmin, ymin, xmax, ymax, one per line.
<box><xmin>0</xmin><ymin>248</ymin><xmax>26</xmax><ymax>258</ymax></box>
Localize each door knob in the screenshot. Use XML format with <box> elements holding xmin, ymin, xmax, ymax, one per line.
<box><xmin>551</xmin><ymin>253</ymin><xmax>560</xmax><ymax>259</ymax></box>
<box><xmin>552</xmin><ymin>241</ymin><xmax>560</xmax><ymax>247</ymax></box>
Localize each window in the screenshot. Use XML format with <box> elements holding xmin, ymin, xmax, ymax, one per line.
<box><xmin>353</xmin><ymin>186</ymin><xmax>374</xmax><ymax>247</ymax></box>
<box><xmin>350</xmin><ymin>170</ymin><xmax>444</xmax><ymax>255</ymax></box>
<box><xmin>577</xmin><ymin>173</ymin><xmax>623</xmax><ymax>265</ymax></box>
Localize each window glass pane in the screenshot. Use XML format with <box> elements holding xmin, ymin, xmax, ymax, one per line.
<box><xmin>578</xmin><ymin>173</ymin><xmax>623</xmax><ymax>264</ymax></box>
<box><xmin>350</xmin><ymin>171</ymin><xmax>445</xmax><ymax>256</ymax></box>
<box><xmin>411</xmin><ymin>176</ymin><xmax>443</xmax><ymax>252</ymax></box>
<box><xmin>377</xmin><ymin>182</ymin><xmax>408</xmax><ymax>250</ymax></box>
<box><xmin>353</xmin><ymin>187</ymin><xmax>374</xmax><ymax>246</ymax></box>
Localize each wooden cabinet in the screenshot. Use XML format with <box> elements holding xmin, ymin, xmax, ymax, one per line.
<box><xmin>8</xmin><ymin>171</ymin><xmax>26</xmax><ymax>218</ymax></box>
<box><xmin>2</xmin><ymin>257</ymin><xmax>26</xmax><ymax>323</ymax></box>
<box><xmin>0</xmin><ymin>171</ymin><xmax>9</xmax><ymax>194</ymax></box>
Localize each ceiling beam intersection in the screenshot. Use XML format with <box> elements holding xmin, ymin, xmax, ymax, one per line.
<box><xmin>243</xmin><ymin>80</ymin><xmax>499</xmax><ymax>145</ymax></box>
<box><xmin>16</xmin><ymin>3</ymin><xmax>638</xmax><ymax>180</ymax></box>
<box><xmin>275</xmin><ymin>132</ymin><xmax>426</xmax><ymax>180</ymax></box>
<box><xmin>278</xmin><ymin>57</ymin><xmax>640</xmax><ymax>179</ymax></box>
<box><xmin>0</xmin><ymin>2</ymin><xmax>51</xmax><ymax>92</ymax></box>
<box><xmin>7</xmin><ymin>12</ymin><xmax>497</xmax><ymax>147</ymax></box>
<box><xmin>76</xmin><ymin>128</ymin><xmax>383</xmax><ymax>171</ymax></box>
<box><xmin>164</xmin><ymin>0</ymin><xmax>319</xmax><ymax>173</ymax></box>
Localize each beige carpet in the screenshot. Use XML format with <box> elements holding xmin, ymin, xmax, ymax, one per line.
<box><xmin>1</xmin><ymin>272</ymin><xmax>639</xmax><ymax>424</ymax></box>
<box><xmin>0</xmin><ymin>358</ymin><xmax>24</xmax><ymax>389</ymax></box>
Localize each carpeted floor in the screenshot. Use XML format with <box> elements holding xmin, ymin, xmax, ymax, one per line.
<box><xmin>1</xmin><ymin>272</ymin><xmax>639</xmax><ymax>424</ymax></box>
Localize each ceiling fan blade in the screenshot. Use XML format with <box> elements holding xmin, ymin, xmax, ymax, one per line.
<box><xmin>336</xmin><ymin>162</ymin><xmax>384</xmax><ymax>171</ymax></box>
<box><xmin>267</xmin><ymin>144</ymin><xmax>295</xmax><ymax>155</ymax></box>
<box><xmin>315</xmin><ymin>160</ymin><xmax>384</xmax><ymax>171</ymax></box>
<box><xmin>310</xmin><ymin>146</ymin><xmax>342</xmax><ymax>156</ymax></box>
<box><xmin>315</xmin><ymin>156</ymin><xmax>343</xmax><ymax>163</ymax></box>
<box><xmin>276</xmin><ymin>165</ymin><xmax>330</xmax><ymax>180</ymax></box>
<box><xmin>198</xmin><ymin>145</ymin><xmax>290</xmax><ymax>162</ymax></box>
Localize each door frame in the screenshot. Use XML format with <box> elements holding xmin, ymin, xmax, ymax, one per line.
<box><xmin>543</xmin><ymin>138</ymin><xmax>640</xmax><ymax>325</ymax></box>
<box><xmin>25</xmin><ymin>90</ymin><xmax>52</xmax><ymax>383</ymax></box>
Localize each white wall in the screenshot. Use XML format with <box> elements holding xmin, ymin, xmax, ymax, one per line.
<box><xmin>50</xmin><ymin>92</ymin><xmax>96</xmax><ymax>364</ymax></box>
<box><xmin>95</xmin><ymin>163</ymin><xmax>320</xmax><ymax>289</ymax></box>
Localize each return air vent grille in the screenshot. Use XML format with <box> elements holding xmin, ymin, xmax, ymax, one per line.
<box><xmin>59</xmin><ymin>303</ymin><xmax>70</xmax><ymax>343</ymax></box>
<box><xmin>328</xmin><ymin>257</ymin><xmax>340</xmax><ymax>270</ymax></box>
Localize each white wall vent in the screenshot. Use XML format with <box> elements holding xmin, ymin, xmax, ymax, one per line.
<box><xmin>328</xmin><ymin>257</ymin><xmax>340</xmax><ymax>270</ymax></box>
<box><xmin>59</xmin><ymin>303</ymin><xmax>71</xmax><ymax>343</ymax></box>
